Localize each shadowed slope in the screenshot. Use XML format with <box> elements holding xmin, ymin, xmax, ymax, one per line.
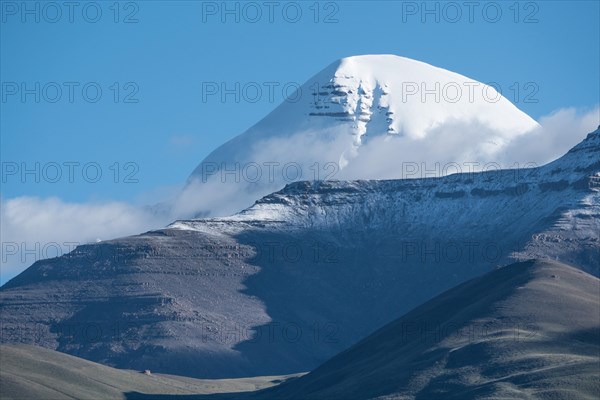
<box><xmin>255</xmin><ymin>259</ymin><xmax>600</xmax><ymax>400</ymax></box>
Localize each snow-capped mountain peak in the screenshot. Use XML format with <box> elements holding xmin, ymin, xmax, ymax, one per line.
<box><xmin>180</xmin><ymin>55</ymin><xmax>542</xmax><ymax>217</ymax></box>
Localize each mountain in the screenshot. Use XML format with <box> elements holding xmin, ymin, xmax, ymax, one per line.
<box><xmin>177</xmin><ymin>55</ymin><xmax>541</xmax><ymax>217</ymax></box>
<box><xmin>0</xmin><ymin>344</ymin><xmax>296</xmax><ymax>400</ymax></box>
<box><xmin>253</xmin><ymin>259</ymin><xmax>600</xmax><ymax>400</ymax></box>
<box><xmin>1</xmin><ymin>128</ymin><xmax>598</xmax><ymax>379</ymax></box>
<box><xmin>192</xmin><ymin>55</ymin><xmax>539</xmax><ymax>160</ymax></box>
<box><xmin>6</xmin><ymin>260</ymin><xmax>597</xmax><ymax>400</ymax></box>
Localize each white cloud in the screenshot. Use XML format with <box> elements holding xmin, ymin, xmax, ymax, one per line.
<box><xmin>498</xmin><ymin>106</ymin><xmax>600</xmax><ymax>165</ymax></box>
<box><xmin>0</xmin><ymin>196</ymin><xmax>171</xmax><ymax>284</ymax></box>
<box><xmin>169</xmin><ymin>125</ymin><xmax>352</xmax><ymax>218</ymax></box>
<box><xmin>342</xmin><ymin>106</ymin><xmax>599</xmax><ymax>179</ymax></box>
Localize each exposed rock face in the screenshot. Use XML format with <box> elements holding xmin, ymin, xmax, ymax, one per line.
<box><xmin>0</xmin><ymin>129</ymin><xmax>598</xmax><ymax>378</ymax></box>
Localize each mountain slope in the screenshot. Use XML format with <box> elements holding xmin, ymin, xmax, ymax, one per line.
<box><xmin>0</xmin><ymin>344</ymin><xmax>296</xmax><ymax>400</ymax></box>
<box><xmin>1</xmin><ymin>129</ymin><xmax>598</xmax><ymax>379</ymax></box>
<box><xmin>257</xmin><ymin>259</ymin><xmax>600</xmax><ymax>400</ymax></box>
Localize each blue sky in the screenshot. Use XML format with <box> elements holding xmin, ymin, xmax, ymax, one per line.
<box><xmin>1</xmin><ymin>1</ymin><xmax>599</xmax><ymax>284</ymax></box>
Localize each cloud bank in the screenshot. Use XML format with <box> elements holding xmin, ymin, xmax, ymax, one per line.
<box><xmin>0</xmin><ymin>196</ymin><xmax>172</xmax><ymax>284</ymax></box>
<box><xmin>175</xmin><ymin>106</ymin><xmax>599</xmax><ymax>216</ymax></box>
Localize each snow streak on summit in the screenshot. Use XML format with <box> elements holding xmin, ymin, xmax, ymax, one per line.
<box><xmin>300</xmin><ymin>55</ymin><xmax>538</xmax><ymax>142</ymax></box>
